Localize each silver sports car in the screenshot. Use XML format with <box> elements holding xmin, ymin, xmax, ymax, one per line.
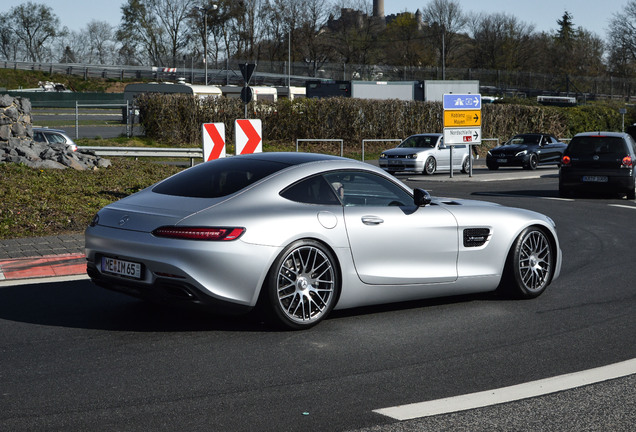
<box><xmin>85</xmin><ymin>152</ymin><xmax>562</xmax><ymax>329</ymax></box>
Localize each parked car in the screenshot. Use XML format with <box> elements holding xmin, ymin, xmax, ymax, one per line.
<box><xmin>486</xmin><ymin>133</ymin><xmax>566</xmax><ymax>170</ymax></box>
<box><xmin>379</xmin><ymin>133</ymin><xmax>471</xmax><ymax>175</ymax></box>
<box><xmin>33</xmin><ymin>127</ymin><xmax>77</xmax><ymax>152</ymax></box>
<box><xmin>85</xmin><ymin>152</ymin><xmax>562</xmax><ymax>330</ymax></box>
<box><xmin>559</xmin><ymin>131</ymin><xmax>636</xmax><ymax>199</ymax></box>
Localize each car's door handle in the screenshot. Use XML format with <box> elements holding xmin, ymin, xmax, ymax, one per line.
<box><xmin>361</xmin><ymin>216</ymin><xmax>384</xmax><ymax>225</ymax></box>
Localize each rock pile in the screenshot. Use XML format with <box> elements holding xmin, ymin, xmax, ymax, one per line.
<box><xmin>0</xmin><ymin>94</ymin><xmax>111</xmax><ymax>170</ymax></box>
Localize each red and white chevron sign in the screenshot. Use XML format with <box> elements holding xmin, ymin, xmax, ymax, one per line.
<box><xmin>202</xmin><ymin>123</ymin><xmax>226</xmax><ymax>161</ymax></box>
<box><xmin>235</xmin><ymin>119</ymin><xmax>262</xmax><ymax>155</ymax></box>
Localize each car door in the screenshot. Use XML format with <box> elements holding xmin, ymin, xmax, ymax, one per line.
<box><xmin>434</xmin><ymin>136</ymin><xmax>451</xmax><ymax>170</ymax></box>
<box><xmin>539</xmin><ymin>135</ymin><xmax>562</xmax><ymax>163</ymax></box>
<box><xmin>323</xmin><ymin>171</ymin><xmax>458</xmax><ymax>285</ymax></box>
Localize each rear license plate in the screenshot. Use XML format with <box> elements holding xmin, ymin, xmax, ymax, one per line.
<box><xmin>582</xmin><ymin>176</ymin><xmax>608</xmax><ymax>183</ymax></box>
<box><xmin>101</xmin><ymin>256</ymin><xmax>142</xmax><ymax>279</ymax></box>
<box><xmin>497</xmin><ymin>158</ymin><xmax>507</xmax><ymax>163</ymax></box>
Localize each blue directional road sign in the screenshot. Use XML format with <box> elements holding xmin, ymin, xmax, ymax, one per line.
<box><xmin>443</xmin><ymin>94</ymin><xmax>481</xmax><ymax>110</ymax></box>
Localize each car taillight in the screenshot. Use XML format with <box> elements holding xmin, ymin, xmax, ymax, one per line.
<box><xmin>621</xmin><ymin>156</ymin><xmax>633</xmax><ymax>168</ymax></box>
<box><xmin>152</xmin><ymin>227</ymin><xmax>245</xmax><ymax>241</ymax></box>
<box><xmin>561</xmin><ymin>155</ymin><xmax>571</xmax><ymax>166</ymax></box>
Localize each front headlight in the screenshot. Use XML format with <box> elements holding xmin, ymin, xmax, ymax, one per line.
<box><xmin>406</xmin><ymin>154</ymin><xmax>418</xmax><ymax>159</ymax></box>
<box><xmin>515</xmin><ymin>150</ymin><xmax>528</xmax><ymax>157</ymax></box>
<box><xmin>380</xmin><ymin>153</ymin><xmax>387</xmax><ymax>159</ymax></box>
<box><xmin>487</xmin><ymin>150</ymin><xmax>492</xmax><ymax>156</ymax></box>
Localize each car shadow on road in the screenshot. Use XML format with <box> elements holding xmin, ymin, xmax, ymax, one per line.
<box><xmin>0</xmin><ymin>280</ymin><xmax>267</xmax><ymax>333</ymax></box>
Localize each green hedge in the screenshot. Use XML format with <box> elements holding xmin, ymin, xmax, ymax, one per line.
<box><xmin>136</xmin><ymin>94</ymin><xmax>631</xmax><ymax>155</ymax></box>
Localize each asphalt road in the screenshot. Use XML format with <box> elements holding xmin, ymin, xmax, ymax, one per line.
<box><xmin>1</xmin><ymin>169</ymin><xmax>635</xmax><ymax>431</ymax></box>
<box><xmin>31</xmin><ymin>108</ymin><xmax>138</xmax><ymax>139</ymax></box>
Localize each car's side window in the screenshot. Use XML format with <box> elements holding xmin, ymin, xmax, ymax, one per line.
<box><xmin>33</xmin><ymin>131</ymin><xmax>45</xmax><ymax>143</ymax></box>
<box><xmin>280</xmin><ymin>175</ymin><xmax>341</xmax><ymax>205</ymax></box>
<box><xmin>45</xmin><ymin>132</ymin><xmax>65</xmax><ymax>144</ymax></box>
<box><xmin>323</xmin><ymin>171</ymin><xmax>413</xmax><ymax>207</ymax></box>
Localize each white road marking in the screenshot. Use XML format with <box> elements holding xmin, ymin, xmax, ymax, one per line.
<box><xmin>609</xmin><ymin>204</ymin><xmax>636</xmax><ymax>210</ymax></box>
<box><xmin>374</xmin><ymin>358</ymin><xmax>636</xmax><ymax>421</ymax></box>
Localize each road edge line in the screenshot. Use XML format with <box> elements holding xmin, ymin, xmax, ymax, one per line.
<box><xmin>373</xmin><ymin>358</ymin><xmax>636</xmax><ymax>421</ymax></box>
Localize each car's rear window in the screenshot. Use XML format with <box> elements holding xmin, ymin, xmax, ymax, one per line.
<box><xmin>152</xmin><ymin>157</ymin><xmax>288</xmax><ymax>198</ymax></box>
<box><xmin>567</xmin><ymin>136</ymin><xmax>626</xmax><ymax>156</ymax></box>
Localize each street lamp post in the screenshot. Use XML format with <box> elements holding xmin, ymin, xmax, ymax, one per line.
<box><xmin>196</xmin><ymin>4</ymin><xmax>218</xmax><ymax>86</ymax></box>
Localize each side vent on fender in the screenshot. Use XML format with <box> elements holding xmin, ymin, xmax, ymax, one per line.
<box><xmin>463</xmin><ymin>228</ymin><xmax>491</xmax><ymax>247</ymax></box>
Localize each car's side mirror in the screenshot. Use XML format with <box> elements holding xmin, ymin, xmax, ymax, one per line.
<box><xmin>414</xmin><ymin>188</ymin><xmax>432</xmax><ymax>206</ymax></box>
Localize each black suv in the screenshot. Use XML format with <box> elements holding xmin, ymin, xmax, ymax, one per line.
<box><xmin>559</xmin><ymin>132</ymin><xmax>636</xmax><ymax>198</ymax></box>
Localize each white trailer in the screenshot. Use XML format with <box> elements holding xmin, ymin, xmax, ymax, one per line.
<box><xmin>424</xmin><ymin>80</ymin><xmax>480</xmax><ymax>102</ymax></box>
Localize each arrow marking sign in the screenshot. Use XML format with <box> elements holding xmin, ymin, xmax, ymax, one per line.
<box><xmin>202</xmin><ymin>123</ymin><xmax>226</xmax><ymax>161</ymax></box>
<box><xmin>444</xmin><ymin>109</ymin><xmax>481</xmax><ymax>127</ymax></box>
<box><xmin>443</xmin><ymin>94</ymin><xmax>482</xmax><ymax>110</ymax></box>
<box><xmin>444</xmin><ymin>127</ymin><xmax>481</xmax><ymax>145</ymax></box>
<box><xmin>235</xmin><ymin>119</ymin><xmax>262</xmax><ymax>155</ymax></box>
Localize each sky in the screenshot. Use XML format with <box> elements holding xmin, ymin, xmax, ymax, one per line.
<box><xmin>0</xmin><ymin>0</ymin><xmax>630</xmax><ymax>39</ymax></box>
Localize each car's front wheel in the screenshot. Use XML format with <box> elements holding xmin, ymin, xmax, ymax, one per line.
<box><xmin>500</xmin><ymin>227</ymin><xmax>554</xmax><ymax>299</ymax></box>
<box><xmin>461</xmin><ymin>157</ymin><xmax>470</xmax><ymax>174</ymax></box>
<box><xmin>524</xmin><ymin>153</ymin><xmax>538</xmax><ymax>170</ymax></box>
<box><xmin>423</xmin><ymin>157</ymin><xmax>436</xmax><ymax>175</ymax></box>
<box><xmin>266</xmin><ymin>240</ymin><xmax>340</xmax><ymax>330</ymax></box>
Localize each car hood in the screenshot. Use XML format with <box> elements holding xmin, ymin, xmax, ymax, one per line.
<box><xmin>432</xmin><ymin>197</ymin><xmax>501</xmax><ymax>207</ymax></box>
<box><xmin>491</xmin><ymin>144</ymin><xmax>529</xmax><ymax>154</ymax></box>
<box><xmin>382</xmin><ymin>147</ymin><xmax>433</xmax><ymax>156</ymax></box>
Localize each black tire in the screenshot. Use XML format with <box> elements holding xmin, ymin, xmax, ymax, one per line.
<box><xmin>525</xmin><ymin>153</ymin><xmax>538</xmax><ymax>170</ymax></box>
<box><xmin>627</xmin><ymin>176</ymin><xmax>636</xmax><ymax>200</ymax></box>
<box><xmin>266</xmin><ymin>239</ymin><xmax>340</xmax><ymax>330</ymax></box>
<box><xmin>461</xmin><ymin>157</ymin><xmax>470</xmax><ymax>174</ymax></box>
<box><xmin>499</xmin><ymin>227</ymin><xmax>554</xmax><ymax>299</ymax></box>
<box><xmin>423</xmin><ymin>157</ymin><xmax>436</xmax><ymax>175</ymax></box>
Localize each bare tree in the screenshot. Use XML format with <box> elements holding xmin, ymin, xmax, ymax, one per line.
<box><xmin>381</xmin><ymin>12</ymin><xmax>433</xmax><ymax>68</ymax></box>
<box><xmin>468</xmin><ymin>13</ymin><xmax>536</xmax><ymax>70</ymax></box>
<box><xmin>117</xmin><ymin>0</ymin><xmax>166</xmax><ymax>65</ymax></box>
<box><xmin>149</xmin><ymin>0</ymin><xmax>195</xmax><ymax>67</ymax></box>
<box><xmin>0</xmin><ymin>13</ymin><xmax>19</xmax><ymax>61</ymax></box>
<box><xmin>84</xmin><ymin>21</ymin><xmax>117</xmax><ymax>64</ymax></box>
<box><xmin>421</xmin><ymin>0</ymin><xmax>467</xmax><ymax>74</ymax></box>
<box><xmin>607</xmin><ymin>0</ymin><xmax>636</xmax><ymax>77</ymax></box>
<box><xmin>8</xmin><ymin>1</ymin><xmax>65</xmax><ymax>62</ymax></box>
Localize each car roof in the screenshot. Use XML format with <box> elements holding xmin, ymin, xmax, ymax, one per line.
<box><xmin>230</xmin><ymin>152</ymin><xmax>348</xmax><ymax>165</ymax></box>
<box><xmin>33</xmin><ymin>127</ymin><xmax>68</xmax><ymax>134</ymax></box>
<box><xmin>573</xmin><ymin>131</ymin><xmax>628</xmax><ymax>138</ymax></box>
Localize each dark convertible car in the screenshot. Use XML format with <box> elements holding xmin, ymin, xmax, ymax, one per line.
<box><xmin>487</xmin><ymin>133</ymin><xmax>567</xmax><ymax>170</ymax></box>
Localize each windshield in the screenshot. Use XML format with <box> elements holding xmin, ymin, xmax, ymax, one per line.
<box><xmin>567</xmin><ymin>136</ymin><xmax>626</xmax><ymax>156</ymax></box>
<box><xmin>398</xmin><ymin>135</ymin><xmax>438</xmax><ymax>149</ymax></box>
<box><xmin>508</xmin><ymin>134</ymin><xmax>541</xmax><ymax>145</ymax></box>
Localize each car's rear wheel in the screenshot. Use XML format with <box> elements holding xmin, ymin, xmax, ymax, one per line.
<box><xmin>424</xmin><ymin>157</ymin><xmax>436</xmax><ymax>175</ymax></box>
<box><xmin>627</xmin><ymin>176</ymin><xmax>636</xmax><ymax>200</ymax></box>
<box><xmin>500</xmin><ymin>227</ymin><xmax>554</xmax><ymax>299</ymax></box>
<box><xmin>266</xmin><ymin>240</ymin><xmax>339</xmax><ymax>330</ymax></box>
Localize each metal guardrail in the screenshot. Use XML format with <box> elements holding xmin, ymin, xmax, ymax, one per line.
<box><xmin>295</xmin><ymin>139</ymin><xmax>344</xmax><ymax>156</ymax></box>
<box><xmin>79</xmin><ymin>146</ymin><xmax>203</xmax><ymax>166</ymax></box>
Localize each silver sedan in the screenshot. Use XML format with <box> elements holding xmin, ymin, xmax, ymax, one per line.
<box><xmin>85</xmin><ymin>152</ymin><xmax>562</xmax><ymax>329</ymax></box>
